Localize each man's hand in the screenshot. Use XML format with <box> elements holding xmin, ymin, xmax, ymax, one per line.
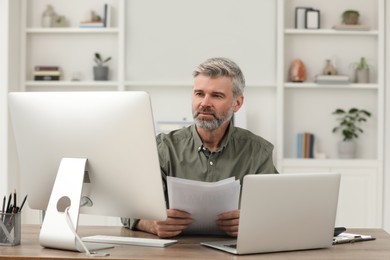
<box><xmin>216</xmin><ymin>210</ymin><xmax>240</xmax><ymax>237</ymax></box>
<box><xmin>136</xmin><ymin>209</ymin><xmax>193</xmax><ymax>238</ymax></box>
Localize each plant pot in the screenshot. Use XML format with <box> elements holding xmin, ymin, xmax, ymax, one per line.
<box><xmin>337</xmin><ymin>140</ymin><xmax>356</xmax><ymax>159</ymax></box>
<box><xmin>355</xmin><ymin>69</ymin><xmax>369</xmax><ymax>83</ymax></box>
<box><xmin>93</xmin><ymin>66</ymin><xmax>109</xmax><ymax>81</ymax></box>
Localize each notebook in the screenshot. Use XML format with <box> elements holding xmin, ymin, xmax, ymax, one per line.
<box><xmin>201</xmin><ymin>172</ymin><xmax>341</xmax><ymax>255</ymax></box>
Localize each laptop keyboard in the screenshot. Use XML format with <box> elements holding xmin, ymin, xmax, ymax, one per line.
<box><xmin>224</xmin><ymin>243</ymin><xmax>237</xmax><ymax>249</ymax></box>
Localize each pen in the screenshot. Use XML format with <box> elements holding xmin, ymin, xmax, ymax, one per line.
<box><xmin>19</xmin><ymin>195</ymin><xmax>27</xmax><ymax>213</ymax></box>
<box><xmin>13</xmin><ymin>189</ymin><xmax>17</xmax><ymax>209</ymax></box>
<box><xmin>1</xmin><ymin>196</ymin><xmax>5</xmax><ymax>213</ymax></box>
<box><xmin>6</xmin><ymin>193</ymin><xmax>12</xmax><ymax>213</ymax></box>
<box><xmin>1</xmin><ymin>196</ymin><xmax>5</xmax><ymax>221</ymax></box>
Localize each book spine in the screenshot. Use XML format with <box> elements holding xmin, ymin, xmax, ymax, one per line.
<box><xmin>297</xmin><ymin>133</ymin><xmax>303</xmax><ymax>158</ymax></box>
<box><xmin>34</xmin><ymin>75</ymin><xmax>60</xmax><ymax>81</ymax></box>
<box><xmin>305</xmin><ymin>133</ymin><xmax>310</xmax><ymax>158</ymax></box>
<box><xmin>33</xmin><ymin>71</ymin><xmax>61</xmax><ymax>76</ymax></box>
<box><xmin>35</xmin><ymin>66</ymin><xmax>60</xmax><ymax>71</ymax></box>
<box><xmin>309</xmin><ymin>134</ymin><xmax>315</xmax><ymax>158</ymax></box>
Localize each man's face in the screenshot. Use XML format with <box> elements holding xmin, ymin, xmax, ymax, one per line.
<box><xmin>192</xmin><ymin>75</ymin><xmax>242</xmax><ymax>131</ymax></box>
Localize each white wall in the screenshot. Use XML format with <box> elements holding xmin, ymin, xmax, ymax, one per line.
<box><xmin>1</xmin><ymin>0</ymin><xmax>22</xmax><ymax>206</ymax></box>
<box><xmin>0</xmin><ymin>0</ymin><xmax>9</xmax><ymax>196</ymax></box>
<box><xmin>383</xmin><ymin>0</ymin><xmax>390</xmax><ymax>234</ymax></box>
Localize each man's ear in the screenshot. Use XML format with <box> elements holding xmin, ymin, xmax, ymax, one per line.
<box><xmin>233</xmin><ymin>96</ymin><xmax>244</xmax><ymax>112</ymax></box>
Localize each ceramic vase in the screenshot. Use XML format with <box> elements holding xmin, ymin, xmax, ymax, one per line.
<box><xmin>338</xmin><ymin>140</ymin><xmax>356</xmax><ymax>159</ymax></box>
<box><xmin>356</xmin><ymin>69</ymin><xmax>369</xmax><ymax>83</ymax></box>
<box><xmin>93</xmin><ymin>66</ymin><xmax>109</xmax><ymax>81</ymax></box>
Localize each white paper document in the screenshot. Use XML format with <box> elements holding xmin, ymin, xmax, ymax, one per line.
<box><xmin>167</xmin><ymin>176</ymin><xmax>240</xmax><ymax>235</ymax></box>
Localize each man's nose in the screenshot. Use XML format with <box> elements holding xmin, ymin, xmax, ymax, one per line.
<box><xmin>200</xmin><ymin>95</ymin><xmax>212</xmax><ymax>107</ymax></box>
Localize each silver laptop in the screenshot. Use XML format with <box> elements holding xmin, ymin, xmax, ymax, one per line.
<box><xmin>201</xmin><ymin>172</ymin><xmax>341</xmax><ymax>255</ymax></box>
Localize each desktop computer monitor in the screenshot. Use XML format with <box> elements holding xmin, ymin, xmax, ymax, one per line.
<box><xmin>8</xmin><ymin>91</ymin><xmax>167</xmax><ymax>251</ymax></box>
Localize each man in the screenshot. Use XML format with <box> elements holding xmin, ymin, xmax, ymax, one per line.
<box><xmin>123</xmin><ymin>57</ymin><xmax>278</xmax><ymax>238</ymax></box>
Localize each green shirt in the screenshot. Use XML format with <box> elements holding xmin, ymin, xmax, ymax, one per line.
<box><xmin>122</xmin><ymin>122</ymin><xmax>278</xmax><ymax>229</ymax></box>
<box><xmin>157</xmin><ymin>123</ymin><xmax>278</xmax><ymax>185</ymax></box>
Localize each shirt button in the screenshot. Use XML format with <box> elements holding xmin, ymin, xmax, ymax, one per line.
<box><xmin>209</xmin><ymin>161</ymin><xmax>213</xmax><ymax>165</ymax></box>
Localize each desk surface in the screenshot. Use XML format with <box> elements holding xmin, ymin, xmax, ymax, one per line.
<box><xmin>0</xmin><ymin>225</ymin><xmax>389</xmax><ymax>260</ymax></box>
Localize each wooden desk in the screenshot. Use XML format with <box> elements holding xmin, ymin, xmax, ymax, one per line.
<box><xmin>0</xmin><ymin>225</ymin><xmax>389</xmax><ymax>259</ymax></box>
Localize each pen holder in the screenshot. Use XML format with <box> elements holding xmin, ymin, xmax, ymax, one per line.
<box><xmin>0</xmin><ymin>212</ymin><xmax>21</xmax><ymax>246</ymax></box>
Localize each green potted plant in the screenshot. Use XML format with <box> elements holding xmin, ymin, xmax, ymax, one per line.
<box><xmin>93</xmin><ymin>52</ymin><xmax>111</xmax><ymax>81</ymax></box>
<box><xmin>342</xmin><ymin>10</ymin><xmax>360</xmax><ymax>25</ymax></box>
<box><xmin>351</xmin><ymin>57</ymin><xmax>370</xmax><ymax>83</ymax></box>
<box><xmin>332</xmin><ymin>107</ymin><xmax>371</xmax><ymax>158</ymax></box>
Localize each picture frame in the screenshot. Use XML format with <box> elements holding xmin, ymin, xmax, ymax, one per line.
<box><xmin>305</xmin><ymin>9</ymin><xmax>320</xmax><ymax>29</ymax></box>
<box><xmin>295</xmin><ymin>7</ymin><xmax>311</xmax><ymax>29</ymax></box>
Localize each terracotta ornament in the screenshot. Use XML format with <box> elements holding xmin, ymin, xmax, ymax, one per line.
<box><xmin>289</xmin><ymin>59</ymin><xmax>307</xmax><ymax>82</ymax></box>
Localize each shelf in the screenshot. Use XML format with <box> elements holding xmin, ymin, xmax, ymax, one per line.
<box><xmin>284</xmin><ymin>82</ymin><xmax>379</xmax><ymax>89</ymax></box>
<box><xmin>26</xmin><ymin>28</ymin><xmax>119</xmax><ymax>34</ymax></box>
<box><xmin>284</xmin><ymin>28</ymin><xmax>379</xmax><ymax>36</ymax></box>
<box><xmin>282</xmin><ymin>158</ymin><xmax>380</xmax><ymax>168</ymax></box>
<box><xmin>25</xmin><ymin>80</ymin><xmax>119</xmax><ymax>87</ymax></box>
<box><xmin>125</xmin><ymin>81</ymin><xmax>276</xmax><ymax>88</ymax></box>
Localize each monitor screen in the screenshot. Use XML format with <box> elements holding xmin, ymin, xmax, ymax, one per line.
<box><xmin>8</xmin><ymin>91</ymin><xmax>167</xmax><ymax>222</ymax></box>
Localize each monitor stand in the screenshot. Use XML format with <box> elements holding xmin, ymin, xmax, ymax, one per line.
<box><xmin>39</xmin><ymin>158</ymin><xmax>113</xmax><ymax>252</ymax></box>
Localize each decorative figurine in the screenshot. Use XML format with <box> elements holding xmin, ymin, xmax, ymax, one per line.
<box><xmin>323</xmin><ymin>59</ymin><xmax>337</xmax><ymax>75</ymax></box>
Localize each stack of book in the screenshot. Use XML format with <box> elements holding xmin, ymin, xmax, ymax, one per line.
<box><xmin>297</xmin><ymin>132</ymin><xmax>315</xmax><ymax>159</ymax></box>
<box><xmin>33</xmin><ymin>66</ymin><xmax>61</xmax><ymax>81</ymax></box>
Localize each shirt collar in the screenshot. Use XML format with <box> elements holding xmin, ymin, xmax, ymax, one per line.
<box><xmin>192</xmin><ymin>122</ymin><xmax>234</xmax><ymax>153</ymax></box>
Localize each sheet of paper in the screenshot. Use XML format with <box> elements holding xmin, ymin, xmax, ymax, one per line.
<box><xmin>167</xmin><ymin>176</ymin><xmax>240</xmax><ymax>235</ymax></box>
<box><xmin>333</xmin><ymin>232</ymin><xmax>375</xmax><ymax>244</ymax></box>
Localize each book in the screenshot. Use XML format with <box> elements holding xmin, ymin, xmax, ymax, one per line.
<box><xmin>332</xmin><ymin>24</ymin><xmax>370</xmax><ymax>31</ymax></box>
<box><xmin>34</xmin><ymin>66</ymin><xmax>60</xmax><ymax>71</ymax></box>
<box><xmin>297</xmin><ymin>132</ymin><xmax>315</xmax><ymax>159</ymax></box>
<box><xmin>103</xmin><ymin>4</ymin><xmax>111</xmax><ymax>27</ymax></box>
<box><xmin>315</xmin><ymin>74</ymin><xmax>350</xmax><ymax>84</ymax></box>
<box><xmin>297</xmin><ymin>133</ymin><xmax>303</xmax><ymax>158</ymax></box>
<box><xmin>79</xmin><ymin>22</ymin><xmax>104</xmax><ymax>28</ymax></box>
<box><xmin>33</xmin><ymin>70</ymin><xmax>61</xmax><ymax>76</ymax></box>
<box><xmin>34</xmin><ymin>75</ymin><xmax>60</xmax><ymax>81</ymax></box>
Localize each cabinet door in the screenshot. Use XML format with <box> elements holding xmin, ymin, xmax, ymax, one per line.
<box><xmin>280</xmin><ymin>166</ymin><xmax>381</xmax><ymax>228</ymax></box>
<box><xmin>332</xmin><ymin>167</ymin><xmax>381</xmax><ymax>228</ymax></box>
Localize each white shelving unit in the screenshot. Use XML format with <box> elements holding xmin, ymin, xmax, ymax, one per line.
<box><xmin>20</xmin><ymin>0</ymin><xmax>125</xmax><ymax>92</ymax></box>
<box><xmin>16</xmin><ymin>0</ymin><xmax>386</xmax><ymax>228</ymax></box>
<box><xmin>277</xmin><ymin>0</ymin><xmax>384</xmax><ymax>228</ymax></box>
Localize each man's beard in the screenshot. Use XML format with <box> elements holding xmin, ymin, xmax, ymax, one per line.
<box><xmin>193</xmin><ymin>107</ymin><xmax>234</xmax><ymax>131</ymax></box>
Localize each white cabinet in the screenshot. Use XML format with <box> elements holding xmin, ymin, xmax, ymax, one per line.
<box><xmin>277</xmin><ymin>0</ymin><xmax>384</xmax><ymax>227</ymax></box>
<box><xmin>282</xmin><ymin>159</ymin><xmax>382</xmax><ymax>227</ymax></box>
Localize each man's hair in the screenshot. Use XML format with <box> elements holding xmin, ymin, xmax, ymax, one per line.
<box><xmin>192</xmin><ymin>57</ymin><xmax>245</xmax><ymax>98</ymax></box>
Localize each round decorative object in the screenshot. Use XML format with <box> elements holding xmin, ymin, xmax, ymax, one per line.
<box><xmin>289</xmin><ymin>59</ymin><xmax>307</xmax><ymax>82</ymax></box>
